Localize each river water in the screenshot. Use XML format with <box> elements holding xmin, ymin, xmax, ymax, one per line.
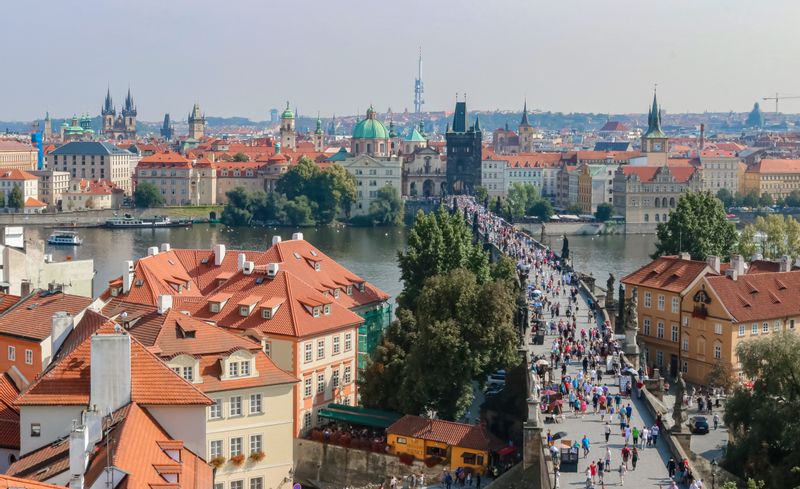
<box><xmin>26</xmin><ymin>225</ymin><xmax>656</xmax><ymax>300</ymax></box>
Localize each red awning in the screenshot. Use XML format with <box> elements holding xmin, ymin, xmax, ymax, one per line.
<box><xmin>496</xmin><ymin>446</ymin><xmax>517</xmax><ymax>456</ymax></box>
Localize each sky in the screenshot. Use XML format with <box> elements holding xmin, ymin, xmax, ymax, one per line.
<box><xmin>2</xmin><ymin>0</ymin><xmax>799</xmax><ymax>121</ymax></box>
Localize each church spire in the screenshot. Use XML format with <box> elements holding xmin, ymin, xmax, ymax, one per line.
<box><xmin>102</xmin><ymin>87</ymin><xmax>115</xmax><ymax>116</ymax></box>
<box><xmin>644</xmin><ymin>87</ymin><xmax>666</xmax><ymax>138</ymax></box>
<box><xmin>520</xmin><ymin>98</ymin><xmax>531</xmax><ymax>126</ymax></box>
<box><xmin>474</xmin><ymin>115</ymin><xmax>481</xmax><ymax>132</ymax></box>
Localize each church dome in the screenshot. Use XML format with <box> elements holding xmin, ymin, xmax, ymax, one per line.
<box><xmin>281</xmin><ymin>102</ymin><xmax>294</xmax><ymax>119</ymax></box>
<box><xmin>352</xmin><ymin>106</ymin><xmax>388</xmax><ymax>140</ymax></box>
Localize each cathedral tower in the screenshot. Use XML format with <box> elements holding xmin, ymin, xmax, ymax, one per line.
<box><xmin>188</xmin><ymin>103</ymin><xmax>206</xmax><ymax>140</ymax></box>
<box><xmin>279</xmin><ymin>102</ymin><xmax>296</xmax><ymax>150</ymax></box>
<box><xmin>641</xmin><ymin>89</ymin><xmax>669</xmax><ymax>165</ymax></box>
<box><xmin>518</xmin><ymin>99</ymin><xmax>534</xmax><ymax>153</ymax></box>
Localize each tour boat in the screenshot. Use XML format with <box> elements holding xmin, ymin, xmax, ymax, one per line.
<box><xmin>47</xmin><ymin>231</ymin><xmax>83</xmax><ymax>246</ymax></box>
<box><xmin>104</xmin><ymin>214</ymin><xmax>193</xmax><ymax>229</ymax></box>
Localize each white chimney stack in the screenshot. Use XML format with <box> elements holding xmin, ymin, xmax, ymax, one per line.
<box><xmin>679</xmin><ymin>252</ymin><xmax>691</xmax><ymax>260</ymax></box>
<box><xmin>157</xmin><ymin>295</ymin><xmax>173</xmax><ymax>315</ymax></box>
<box><xmin>267</xmin><ymin>263</ymin><xmax>279</xmax><ymax>278</ymax></box>
<box><xmin>292</xmin><ymin>232</ymin><xmax>304</xmax><ymax>241</ymax></box>
<box><xmin>68</xmin><ymin>423</ymin><xmax>89</xmax><ymax>489</ymax></box>
<box><xmin>730</xmin><ymin>254</ymin><xmax>746</xmax><ymax>277</ymax></box>
<box><xmin>147</xmin><ymin>246</ymin><xmax>159</xmax><ymax>257</ymax></box>
<box><xmin>90</xmin><ymin>333</ymin><xmax>131</xmax><ymax>417</ymax></box>
<box><xmin>238</xmin><ymin>253</ymin><xmax>246</xmax><ymax>271</ymax></box>
<box><xmin>160</xmin><ymin>243</ymin><xmax>171</xmax><ymax>252</ymax></box>
<box><xmin>272</xmin><ymin>236</ymin><xmax>282</xmax><ymax>245</ymax></box>
<box><xmin>50</xmin><ymin>311</ymin><xmax>74</xmax><ymax>364</ymax></box>
<box><xmin>122</xmin><ymin>260</ymin><xmax>134</xmax><ymax>294</ymax></box>
<box><xmin>706</xmin><ymin>255</ymin><xmax>721</xmax><ymax>274</ymax></box>
<box><xmin>780</xmin><ymin>255</ymin><xmax>792</xmax><ymax>273</ymax></box>
<box><xmin>243</xmin><ymin>261</ymin><xmax>255</xmax><ymax>275</ymax></box>
<box><xmin>214</xmin><ymin>244</ymin><xmax>226</xmax><ymax>266</ymax></box>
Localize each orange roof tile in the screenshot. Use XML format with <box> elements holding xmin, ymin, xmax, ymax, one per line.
<box><xmin>705</xmin><ymin>269</ymin><xmax>800</xmax><ymax>322</ymax></box>
<box><xmin>0</xmin><ymin>169</ymin><xmax>37</xmax><ymax>181</ymax></box>
<box><xmin>622</xmin><ymin>256</ymin><xmax>713</xmax><ymax>293</ymax></box>
<box><xmin>24</xmin><ymin>197</ymin><xmax>47</xmax><ymax>208</ymax></box>
<box><xmin>0</xmin><ymin>373</ymin><xmax>20</xmax><ymax>450</ymax></box>
<box><xmin>748</xmin><ymin>159</ymin><xmax>800</xmax><ymax>174</ymax></box>
<box><xmin>0</xmin><ymin>291</ymin><xmax>92</xmax><ymax>341</ymax></box>
<box><xmin>0</xmin><ymin>475</ymin><xmax>67</xmax><ymax>489</ymax></box>
<box><xmin>387</xmin><ymin>415</ymin><xmax>504</xmax><ymax>451</ymax></box>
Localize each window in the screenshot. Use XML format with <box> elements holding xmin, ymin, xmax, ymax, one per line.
<box><xmin>656</xmin><ymin>351</ymin><xmax>663</xmax><ymax>366</ymax></box>
<box><xmin>682</xmin><ymin>336</ymin><xmax>689</xmax><ymax>352</ymax></box>
<box><xmin>714</xmin><ymin>343</ymin><xmax>722</xmax><ymax>359</ymax></box>
<box><xmin>672</xmin><ymin>297</ymin><xmax>680</xmax><ymax>313</ymax></box>
<box><xmin>752</xmin><ymin>323</ymin><xmax>758</xmax><ymax>335</ymax></box>
<box><xmin>210</xmin><ymin>440</ymin><xmax>223</xmax><ymax>458</ymax></box>
<box><xmin>264</xmin><ymin>341</ymin><xmax>271</xmax><ymax>357</ymax></box>
<box><xmin>396</xmin><ymin>436</ymin><xmax>407</xmax><ymax>444</ymax></box>
<box><xmin>739</xmin><ymin>325</ymin><xmax>745</xmax><ymax>337</ymax></box>
<box><xmin>333</xmin><ymin>336</ymin><xmax>340</xmax><ymax>355</ymax></box>
<box><xmin>24</xmin><ymin>349</ymin><xmax>32</xmax><ymax>365</ymax></box>
<box><xmin>250</xmin><ymin>478</ymin><xmax>264</xmax><ymax>489</ymax></box>
<box><xmin>7</xmin><ymin>346</ymin><xmax>14</xmax><ymax>361</ymax></box>
<box><xmin>715</xmin><ymin>323</ymin><xmax>722</xmax><ymax>335</ymax></box>
<box><xmin>250</xmin><ymin>434</ymin><xmax>262</xmax><ymax>454</ymax></box>
<box><xmin>303</xmin><ymin>411</ymin><xmax>312</xmax><ymax>428</ymax></box>
<box><xmin>230</xmin><ymin>437</ymin><xmax>243</xmax><ymax>457</ymax></box>
<box><xmin>763</xmin><ymin>322</ymin><xmax>769</xmax><ymax>334</ymax></box>
<box><xmin>344</xmin><ymin>365</ymin><xmax>352</xmax><ymax>384</ymax></box>
<box><xmin>681</xmin><ymin>361</ymin><xmax>688</xmax><ymax>374</ymax></box>
<box><xmin>323</xmin><ymin>304</ymin><xmax>330</xmax><ymax>315</ymax></box>
<box><xmin>304</xmin><ymin>378</ymin><xmax>312</xmax><ymax>397</ymax></box>
<box><xmin>671</xmin><ymin>324</ymin><xmax>679</xmax><ymax>342</ymax></box>
<box><xmin>250</xmin><ymin>394</ymin><xmax>262</xmax><ymax>414</ymax></box>
<box><xmin>304</xmin><ymin>343</ymin><xmax>312</xmax><ymax>363</ymax></box>
<box><xmin>30</xmin><ymin>423</ymin><xmax>40</xmax><ymax>437</ymax></box>
<box><xmin>644</xmin><ymin>292</ymin><xmax>652</xmax><ymax>308</ymax></box>
<box><xmin>241</xmin><ymin>361</ymin><xmax>250</xmax><ymax>376</ymax></box>
<box><xmin>182</xmin><ymin>366</ymin><xmax>193</xmax><ymax>381</ymax></box>
<box><xmin>239</xmin><ymin>306</ymin><xmax>250</xmax><ymax>316</ymax></box>
<box><xmin>344</xmin><ymin>333</ymin><xmax>352</xmax><ymax>352</ymax></box>
<box><xmin>230</xmin><ymin>396</ymin><xmax>242</xmax><ymax>417</ymax></box>
<box><xmin>332</xmin><ymin>369</ymin><xmax>340</xmax><ymax>389</ymax></box>
<box><xmin>317</xmin><ymin>373</ymin><xmax>325</xmax><ymax>393</ymax></box>
<box><xmin>643</xmin><ymin>319</ymin><xmax>651</xmax><ymax>336</ymax></box>
<box><xmin>774</xmin><ymin>320</ymin><xmax>781</xmax><ymax>332</ymax></box>
<box><xmin>346</xmin><ymin>285</ymin><xmax>353</xmax><ymax>295</ymax></box>
<box><xmin>657</xmin><ymin>321</ymin><xmax>664</xmax><ymax>339</ymax></box>
<box><xmin>657</xmin><ymin>295</ymin><xmax>665</xmax><ymax>311</ymax></box>
<box><xmin>228</xmin><ymin>361</ymin><xmax>239</xmax><ymax>377</ymax></box>
<box><xmin>262</xmin><ymin>308</ymin><xmax>272</xmax><ymax>319</ymax></box>
<box><xmin>317</xmin><ymin>339</ymin><xmax>325</xmax><ymax>359</ymax></box>
<box><xmin>209</xmin><ymin>399</ymin><xmax>222</xmax><ymax>419</ymax></box>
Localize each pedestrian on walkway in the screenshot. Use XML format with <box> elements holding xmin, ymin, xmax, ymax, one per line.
<box><xmin>604</xmin><ymin>422</ymin><xmax>611</xmax><ymax>443</ymax></box>
<box><xmin>618</xmin><ymin>463</ymin><xmax>627</xmax><ymax>486</ymax></box>
<box><xmin>713</xmin><ymin>413</ymin><xmax>720</xmax><ymax>430</ymax></box>
<box><xmin>625</xmin><ymin>403</ymin><xmax>633</xmax><ymax>423</ymax></box>
<box><xmin>605</xmin><ymin>447</ymin><xmax>612</xmax><ymax>472</ymax></box>
<box><xmin>632</xmin><ymin>426</ymin><xmax>639</xmax><ymax>446</ymax></box>
<box><xmin>651</xmin><ymin>424</ymin><xmax>660</xmax><ymax>445</ymax></box>
<box><xmin>667</xmin><ymin>457</ymin><xmax>677</xmax><ymax>478</ymax></box>
<box><xmin>640</xmin><ymin>427</ymin><xmax>649</xmax><ymax>449</ymax></box>
<box><xmin>624</xmin><ymin>426</ymin><xmax>631</xmax><ymax>445</ymax></box>
<box><xmin>581</xmin><ymin>435</ymin><xmax>591</xmax><ymax>458</ymax></box>
<box><xmin>621</xmin><ymin>445</ymin><xmax>631</xmax><ymax>469</ymax></box>
<box><xmin>590</xmin><ymin>461</ymin><xmax>597</xmax><ymax>483</ymax></box>
<box><xmin>631</xmin><ymin>447</ymin><xmax>638</xmax><ymax>471</ymax></box>
<box><xmin>475</xmin><ymin>474</ymin><xmax>479</xmax><ymax>489</ymax></box>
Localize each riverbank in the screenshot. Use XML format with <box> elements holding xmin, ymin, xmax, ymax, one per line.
<box><xmin>0</xmin><ymin>206</ymin><xmax>222</xmax><ymax>226</ymax></box>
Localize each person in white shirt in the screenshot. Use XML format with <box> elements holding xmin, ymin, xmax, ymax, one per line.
<box><xmin>640</xmin><ymin>427</ymin><xmax>650</xmax><ymax>449</ymax></box>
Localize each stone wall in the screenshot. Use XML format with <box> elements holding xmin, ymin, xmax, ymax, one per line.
<box><xmin>293</xmin><ymin>439</ymin><xmax>443</xmax><ymax>489</ymax></box>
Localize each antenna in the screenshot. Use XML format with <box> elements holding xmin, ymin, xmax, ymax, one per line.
<box><xmin>414</xmin><ymin>47</ymin><xmax>425</xmax><ymax>113</ymax></box>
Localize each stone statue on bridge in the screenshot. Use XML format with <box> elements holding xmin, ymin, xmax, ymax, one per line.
<box><xmin>606</xmin><ymin>273</ymin><xmax>615</xmax><ymax>309</ymax></box>
<box><xmin>672</xmin><ymin>372</ymin><xmax>689</xmax><ymax>433</ymax></box>
<box><xmin>623</xmin><ymin>287</ymin><xmax>641</xmax><ymax>367</ymax></box>
<box><xmin>624</xmin><ymin>288</ymin><xmax>638</xmax><ymax>331</ymax></box>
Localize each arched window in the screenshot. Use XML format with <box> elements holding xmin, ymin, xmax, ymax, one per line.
<box><xmin>655</xmin><ymin>214</ymin><xmax>660</xmax><ymax>222</ymax></box>
<box><xmin>644</xmin><ymin>214</ymin><xmax>649</xmax><ymax>222</ymax></box>
<box><xmin>670</xmin><ymin>197</ymin><xmax>676</xmax><ymax>207</ymax></box>
<box><xmin>654</xmin><ymin>197</ymin><xmax>661</xmax><ymax>208</ymax></box>
<box><xmin>663</xmin><ymin>214</ymin><xmax>668</xmax><ymax>222</ymax></box>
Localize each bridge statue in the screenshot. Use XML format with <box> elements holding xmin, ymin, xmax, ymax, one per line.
<box><xmin>672</xmin><ymin>372</ymin><xmax>690</xmax><ymax>434</ymax></box>
<box><xmin>606</xmin><ymin>273</ymin><xmax>615</xmax><ymax>309</ymax></box>
<box><xmin>623</xmin><ymin>287</ymin><xmax>641</xmax><ymax>367</ymax></box>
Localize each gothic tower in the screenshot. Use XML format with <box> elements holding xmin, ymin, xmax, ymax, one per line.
<box><xmin>518</xmin><ymin>99</ymin><xmax>534</xmax><ymax>153</ymax></box>
<box><xmin>641</xmin><ymin>89</ymin><xmax>669</xmax><ymax>165</ymax></box>
<box><xmin>279</xmin><ymin>102</ymin><xmax>296</xmax><ymax>150</ymax></box>
<box><xmin>122</xmin><ymin>88</ymin><xmax>137</xmax><ymax>135</ymax></box>
<box><xmin>188</xmin><ymin>103</ymin><xmax>206</xmax><ymax>140</ymax></box>
<box><xmin>43</xmin><ymin>112</ymin><xmax>52</xmax><ymax>141</ymax></box>
<box><xmin>312</xmin><ymin>113</ymin><xmax>324</xmax><ymax>152</ymax></box>
<box><xmin>102</xmin><ymin>88</ymin><xmax>115</xmax><ymax>135</ymax></box>
<box><xmin>445</xmin><ymin>99</ymin><xmax>483</xmax><ymax>195</ymax></box>
<box><xmin>161</xmin><ymin>113</ymin><xmax>174</xmax><ymax>141</ymax></box>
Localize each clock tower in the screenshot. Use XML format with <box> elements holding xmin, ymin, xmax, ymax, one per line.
<box><xmin>642</xmin><ymin>90</ymin><xmax>668</xmax><ymax>165</ymax></box>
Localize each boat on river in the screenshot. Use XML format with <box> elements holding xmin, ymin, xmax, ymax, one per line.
<box><xmin>104</xmin><ymin>214</ymin><xmax>193</xmax><ymax>229</ymax></box>
<box><xmin>47</xmin><ymin>230</ymin><xmax>82</xmax><ymax>245</ymax></box>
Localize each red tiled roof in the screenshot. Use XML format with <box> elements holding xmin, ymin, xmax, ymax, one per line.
<box><xmin>621</xmin><ymin>163</ymin><xmax>697</xmax><ymax>184</ymax></box>
<box><xmin>599</xmin><ymin>121</ymin><xmax>628</xmax><ymax>132</ymax></box>
<box><xmin>16</xmin><ymin>322</ymin><xmax>211</xmax><ymax>406</ymax></box>
<box><xmin>0</xmin><ymin>169</ymin><xmax>37</xmax><ymax>181</ymax></box>
<box><xmin>24</xmin><ymin>197</ymin><xmax>47</xmax><ymax>208</ymax></box>
<box><xmin>622</xmin><ymin>256</ymin><xmax>713</xmax><ymax>293</ymax></box>
<box><xmin>387</xmin><ymin>415</ymin><xmax>504</xmax><ymax>451</ymax></box>
<box><xmin>0</xmin><ymin>294</ymin><xmax>20</xmax><ymax>314</ymax></box>
<box><xmin>748</xmin><ymin>159</ymin><xmax>800</xmax><ymax>174</ymax></box>
<box><xmin>0</xmin><ymin>291</ymin><xmax>92</xmax><ymax>341</ymax></box>
<box><xmin>0</xmin><ymin>373</ymin><xmax>20</xmax><ymax>450</ymax></box>
<box><xmin>6</xmin><ymin>436</ymin><xmax>70</xmax><ymax>482</ymax></box>
<box><xmin>705</xmin><ymin>269</ymin><xmax>800</xmax><ymax>322</ymax></box>
<box><xmin>0</xmin><ymin>475</ymin><xmax>66</xmax><ymax>489</ymax></box>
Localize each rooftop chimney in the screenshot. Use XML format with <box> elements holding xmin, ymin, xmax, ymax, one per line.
<box><xmin>213</xmin><ymin>244</ymin><xmax>226</xmax><ymax>266</ymax></box>
<box><xmin>272</xmin><ymin>236</ymin><xmax>282</xmax><ymax>245</ymax></box>
<box><xmin>160</xmin><ymin>243</ymin><xmax>171</xmax><ymax>252</ymax></box>
<box><xmin>90</xmin><ymin>333</ymin><xmax>131</xmax><ymax>417</ymax></box>
<box><xmin>50</xmin><ymin>312</ymin><xmax>74</xmax><ymax>365</ymax></box>
<box><xmin>730</xmin><ymin>254</ymin><xmax>746</xmax><ymax>278</ymax></box>
<box><xmin>267</xmin><ymin>263</ymin><xmax>279</xmax><ymax>278</ymax></box>
<box><xmin>68</xmin><ymin>423</ymin><xmax>89</xmax><ymax>489</ymax></box>
<box><xmin>706</xmin><ymin>255</ymin><xmax>720</xmax><ymax>274</ymax></box>
<box><xmin>147</xmin><ymin>246</ymin><xmax>159</xmax><ymax>257</ymax></box>
<box><xmin>679</xmin><ymin>252</ymin><xmax>691</xmax><ymax>260</ymax></box>
<box><xmin>243</xmin><ymin>261</ymin><xmax>255</xmax><ymax>275</ymax></box>
<box><xmin>157</xmin><ymin>294</ymin><xmax>172</xmax><ymax>315</ymax></box>
<box><xmin>122</xmin><ymin>260</ymin><xmax>134</xmax><ymax>294</ymax></box>
<box><xmin>238</xmin><ymin>253</ymin><xmax>246</xmax><ymax>272</ymax></box>
<box><xmin>292</xmin><ymin>232</ymin><xmax>304</xmax><ymax>241</ymax></box>
<box><xmin>780</xmin><ymin>255</ymin><xmax>792</xmax><ymax>273</ymax></box>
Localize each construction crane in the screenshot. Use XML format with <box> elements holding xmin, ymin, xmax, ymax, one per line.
<box><xmin>762</xmin><ymin>93</ymin><xmax>800</xmax><ymax>113</ymax></box>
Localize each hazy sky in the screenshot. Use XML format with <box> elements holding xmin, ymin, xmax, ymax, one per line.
<box><xmin>2</xmin><ymin>0</ymin><xmax>798</xmax><ymax>121</ymax></box>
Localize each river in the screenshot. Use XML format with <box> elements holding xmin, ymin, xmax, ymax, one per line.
<box><xmin>26</xmin><ymin>225</ymin><xmax>657</xmax><ymax>300</ymax></box>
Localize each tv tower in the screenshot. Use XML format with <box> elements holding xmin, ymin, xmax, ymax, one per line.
<box><xmin>413</xmin><ymin>47</ymin><xmax>424</xmax><ymax>113</ymax></box>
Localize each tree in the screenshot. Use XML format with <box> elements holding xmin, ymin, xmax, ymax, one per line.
<box><xmin>221</xmin><ymin>187</ymin><xmax>254</xmax><ymax>226</ymax></box>
<box><xmin>716</xmin><ymin>188</ymin><xmax>734</xmax><ymax>209</ymax></box>
<box><xmin>652</xmin><ymin>191</ymin><xmax>737</xmax><ymax>260</ymax></box>
<box><xmin>8</xmin><ymin>185</ymin><xmax>23</xmax><ymax>210</ymax></box>
<box><xmin>595</xmin><ymin>202</ymin><xmax>613</xmax><ymax>222</ymax></box>
<box><xmin>529</xmin><ymin>199</ymin><xmax>554</xmax><ymax>221</ymax></box>
<box><xmin>507</xmin><ymin>182</ymin><xmax>540</xmax><ymax>220</ymax></box>
<box><xmin>133</xmin><ymin>182</ymin><xmax>166</xmax><ymax>209</ymax></box>
<box><xmin>276</xmin><ymin>158</ymin><xmax>356</xmax><ymax>223</ymax></box>
<box><xmin>232</xmin><ymin>152</ymin><xmax>249</xmax><ymax>162</ymax></box>
<box><xmin>474</xmin><ymin>186</ymin><xmax>489</xmax><ymax>204</ymax></box>
<box><xmin>0</xmin><ymin>191</ymin><xmax>6</xmax><ymax>208</ymax></box>
<box><xmin>369</xmin><ymin>186</ymin><xmax>404</xmax><ymax>226</ymax></box>
<box><xmin>741</xmin><ymin>190</ymin><xmax>760</xmax><ymax>208</ymax></box>
<box><xmin>759</xmin><ymin>192</ymin><xmax>774</xmax><ymax>207</ymax></box>
<box><xmin>738</xmin><ymin>214</ymin><xmax>800</xmax><ymax>259</ymax></box>
<box><xmin>785</xmin><ymin>190</ymin><xmax>800</xmax><ymax>208</ymax></box>
<box><xmin>84</xmin><ymin>197</ymin><xmax>95</xmax><ymax>209</ymax></box>
<box><xmin>723</xmin><ymin>334</ymin><xmax>800</xmax><ymax>487</ymax></box>
<box><xmin>283</xmin><ymin>196</ymin><xmax>315</xmax><ymax>226</ymax></box>
<box><xmin>565</xmin><ymin>204</ymin><xmax>584</xmax><ymax>215</ymax></box>
<box><xmin>705</xmin><ymin>360</ymin><xmax>736</xmax><ymax>394</ymax></box>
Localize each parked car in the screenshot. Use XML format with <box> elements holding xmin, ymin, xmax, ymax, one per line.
<box><xmin>691</xmin><ymin>416</ymin><xmax>709</xmax><ymax>434</ymax></box>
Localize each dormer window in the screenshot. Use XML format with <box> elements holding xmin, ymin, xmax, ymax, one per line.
<box><xmin>239</xmin><ymin>305</ymin><xmax>250</xmax><ymax>316</ymax></box>
<box><xmin>323</xmin><ymin>304</ymin><xmax>331</xmax><ymax>315</ymax></box>
<box><xmin>358</xmin><ymin>283</ymin><xmax>366</xmax><ymax>293</ymax></box>
<box><xmin>334</xmin><ymin>289</ymin><xmax>340</xmax><ymax>299</ymax></box>
<box><xmin>262</xmin><ymin>308</ymin><xmax>272</xmax><ymax>319</ymax></box>
<box><xmin>346</xmin><ymin>285</ymin><xmax>353</xmax><ymax>295</ymax></box>
<box><xmin>313</xmin><ymin>306</ymin><xmax>321</xmax><ymax>318</ymax></box>
<box><xmin>314</xmin><ymin>262</ymin><xmax>321</xmax><ymax>271</ymax></box>
<box><xmin>210</xmin><ymin>302</ymin><xmax>222</xmax><ymax>313</ymax></box>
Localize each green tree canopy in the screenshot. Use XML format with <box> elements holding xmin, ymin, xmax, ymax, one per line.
<box><xmin>724</xmin><ymin>334</ymin><xmax>800</xmax><ymax>487</ymax></box>
<box><xmin>276</xmin><ymin>158</ymin><xmax>355</xmax><ymax>223</ymax></box>
<box><xmin>507</xmin><ymin>182</ymin><xmax>541</xmax><ymax>220</ymax></box>
<box><xmin>133</xmin><ymin>182</ymin><xmax>165</xmax><ymax>209</ymax></box>
<box><xmin>369</xmin><ymin>186</ymin><xmax>404</xmax><ymax>226</ymax></box>
<box><xmin>716</xmin><ymin>188</ymin><xmax>734</xmax><ymax>208</ymax></box>
<box><xmin>652</xmin><ymin>191</ymin><xmax>737</xmax><ymax>260</ymax></box>
<box><xmin>785</xmin><ymin>190</ymin><xmax>800</xmax><ymax>208</ymax></box>
<box><xmin>283</xmin><ymin>196</ymin><xmax>315</xmax><ymax>226</ymax></box>
<box><xmin>594</xmin><ymin>202</ymin><xmax>613</xmax><ymax>222</ymax></box>
<box><xmin>221</xmin><ymin>187</ymin><xmax>255</xmax><ymax>226</ymax></box>
<box><xmin>529</xmin><ymin>199</ymin><xmax>554</xmax><ymax>221</ymax></box>
<box><xmin>737</xmin><ymin>214</ymin><xmax>800</xmax><ymax>260</ymax></box>
<box><xmin>232</xmin><ymin>152</ymin><xmax>249</xmax><ymax>162</ymax></box>
<box><xmin>474</xmin><ymin>186</ymin><xmax>489</xmax><ymax>204</ymax></box>
<box><xmin>759</xmin><ymin>192</ymin><xmax>774</xmax><ymax>207</ymax></box>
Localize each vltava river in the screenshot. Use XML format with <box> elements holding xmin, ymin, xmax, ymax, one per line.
<box><xmin>26</xmin><ymin>225</ymin><xmax>657</xmax><ymax>300</ymax></box>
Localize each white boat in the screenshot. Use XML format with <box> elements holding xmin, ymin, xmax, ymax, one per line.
<box><xmin>47</xmin><ymin>231</ymin><xmax>82</xmax><ymax>246</ymax></box>
<box><xmin>104</xmin><ymin>214</ymin><xmax>192</xmax><ymax>228</ymax></box>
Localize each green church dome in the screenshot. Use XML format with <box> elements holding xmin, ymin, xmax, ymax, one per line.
<box><xmin>281</xmin><ymin>101</ymin><xmax>294</xmax><ymax>119</ymax></box>
<box><xmin>352</xmin><ymin>106</ymin><xmax>388</xmax><ymax>139</ymax></box>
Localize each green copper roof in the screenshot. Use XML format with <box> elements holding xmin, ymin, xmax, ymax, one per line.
<box><xmin>281</xmin><ymin>101</ymin><xmax>294</xmax><ymax>119</ymax></box>
<box><xmin>644</xmin><ymin>91</ymin><xmax>667</xmax><ymax>138</ymax></box>
<box><xmin>405</xmin><ymin>127</ymin><xmax>425</xmax><ymax>142</ymax></box>
<box><xmin>352</xmin><ymin>106</ymin><xmax>388</xmax><ymax>139</ymax></box>
<box><xmin>326</xmin><ymin>147</ymin><xmax>349</xmax><ymax>161</ymax></box>
<box><xmin>315</xmin><ymin>115</ymin><xmax>323</xmax><ymax>134</ymax></box>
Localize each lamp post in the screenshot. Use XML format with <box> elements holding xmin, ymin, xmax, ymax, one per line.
<box><xmin>711</xmin><ymin>459</ymin><xmax>717</xmax><ymax>489</ymax></box>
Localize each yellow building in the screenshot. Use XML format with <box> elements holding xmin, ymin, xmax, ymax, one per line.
<box><xmin>0</xmin><ymin>140</ymin><xmax>37</xmax><ymax>172</ymax></box>
<box><xmin>743</xmin><ymin>159</ymin><xmax>800</xmax><ymax>201</ymax></box>
<box><xmin>386</xmin><ymin>415</ymin><xmax>503</xmax><ymax>473</ymax></box>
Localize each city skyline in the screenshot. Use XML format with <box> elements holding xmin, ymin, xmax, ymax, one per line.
<box><xmin>1</xmin><ymin>0</ymin><xmax>798</xmax><ymax>120</ymax></box>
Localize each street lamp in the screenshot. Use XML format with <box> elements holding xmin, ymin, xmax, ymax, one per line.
<box><xmin>711</xmin><ymin>459</ymin><xmax>717</xmax><ymax>489</ymax></box>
